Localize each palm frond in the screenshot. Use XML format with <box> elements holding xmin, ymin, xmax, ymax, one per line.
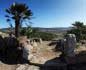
<box><xmin>5</xmin><ymin>9</ymin><xmax>10</xmax><ymax>14</ymax></box>
<box><xmin>6</xmin><ymin>19</ymin><xmax>10</xmax><ymax>22</ymax></box>
<box><xmin>5</xmin><ymin>15</ymin><xmax>10</xmax><ymax>18</ymax></box>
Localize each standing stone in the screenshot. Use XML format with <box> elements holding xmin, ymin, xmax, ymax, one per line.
<box><xmin>59</xmin><ymin>39</ymin><xmax>66</xmax><ymax>52</ymax></box>
<box><xmin>33</xmin><ymin>40</ymin><xmax>38</xmax><ymax>47</ymax></box>
<box><xmin>22</xmin><ymin>40</ymin><xmax>33</xmax><ymax>60</ymax></box>
<box><xmin>58</xmin><ymin>39</ymin><xmax>66</xmax><ymax>61</ymax></box>
<box><xmin>65</xmin><ymin>34</ymin><xmax>76</xmax><ymax>57</ymax></box>
<box><xmin>16</xmin><ymin>64</ymin><xmax>28</xmax><ymax>70</ymax></box>
<box><xmin>18</xmin><ymin>36</ymin><xmax>34</xmax><ymax>61</ymax></box>
<box><xmin>39</xmin><ymin>38</ymin><xmax>42</xmax><ymax>44</ymax></box>
<box><xmin>64</xmin><ymin>34</ymin><xmax>76</xmax><ymax>64</ymax></box>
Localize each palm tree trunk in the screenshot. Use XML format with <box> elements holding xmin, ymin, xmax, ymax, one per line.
<box><xmin>15</xmin><ymin>20</ymin><xmax>20</xmax><ymax>38</ymax></box>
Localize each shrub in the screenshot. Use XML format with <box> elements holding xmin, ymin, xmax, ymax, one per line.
<box><xmin>29</xmin><ymin>31</ymin><xmax>58</xmax><ymax>41</ymax></box>
<box><xmin>20</xmin><ymin>28</ymin><xmax>58</xmax><ymax>41</ymax></box>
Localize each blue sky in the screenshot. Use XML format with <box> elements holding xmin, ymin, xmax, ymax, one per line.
<box><xmin>0</xmin><ymin>0</ymin><xmax>86</xmax><ymax>28</ymax></box>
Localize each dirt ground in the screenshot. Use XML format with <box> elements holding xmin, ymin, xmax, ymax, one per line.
<box><xmin>0</xmin><ymin>41</ymin><xmax>86</xmax><ymax>70</ymax></box>
<box><xmin>0</xmin><ymin>65</ymin><xmax>16</xmax><ymax>70</ymax></box>
<box><xmin>0</xmin><ymin>41</ymin><xmax>56</xmax><ymax>70</ymax></box>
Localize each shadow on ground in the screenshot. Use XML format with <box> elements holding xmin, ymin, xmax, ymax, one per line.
<box><xmin>29</xmin><ymin>51</ymin><xmax>86</xmax><ymax>70</ymax></box>
<box><xmin>0</xmin><ymin>47</ymin><xmax>29</xmax><ymax>65</ymax></box>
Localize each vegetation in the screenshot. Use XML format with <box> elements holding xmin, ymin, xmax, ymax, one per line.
<box><xmin>20</xmin><ymin>27</ymin><xmax>58</xmax><ymax>41</ymax></box>
<box><xmin>5</xmin><ymin>3</ymin><xmax>32</xmax><ymax>37</ymax></box>
<box><xmin>67</xmin><ymin>21</ymin><xmax>86</xmax><ymax>42</ymax></box>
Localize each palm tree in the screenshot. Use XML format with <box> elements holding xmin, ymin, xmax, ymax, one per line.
<box><xmin>5</xmin><ymin>2</ymin><xmax>32</xmax><ymax>37</ymax></box>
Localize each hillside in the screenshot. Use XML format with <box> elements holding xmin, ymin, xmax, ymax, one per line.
<box><xmin>0</xmin><ymin>27</ymin><xmax>71</xmax><ymax>33</ymax></box>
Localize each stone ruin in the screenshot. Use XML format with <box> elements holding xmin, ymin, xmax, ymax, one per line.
<box><xmin>59</xmin><ymin>34</ymin><xmax>76</xmax><ymax>64</ymax></box>
<box><xmin>65</xmin><ymin>34</ymin><xmax>76</xmax><ymax>57</ymax></box>
<box><xmin>18</xmin><ymin>36</ymin><xmax>34</xmax><ymax>61</ymax></box>
<box><xmin>0</xmin><ymin>33</ymin><xmax>41</xmax><ymax>64</ymax></box>
<box><xmin>18</xmin><ymin>36</ymin><xmax>43</xmax><ymax>61</ymax></box>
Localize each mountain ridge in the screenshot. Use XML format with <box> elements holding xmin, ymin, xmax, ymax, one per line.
<box><xmin>0</xmin><ymin>27</ymin><xmax>72</xmax><ymax>33</ymax></box>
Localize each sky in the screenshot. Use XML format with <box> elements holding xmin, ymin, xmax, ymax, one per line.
<box><xmin>0</xmin><ymin>0</ymin><xmax>86</xmax><ymax>28</ymax></box>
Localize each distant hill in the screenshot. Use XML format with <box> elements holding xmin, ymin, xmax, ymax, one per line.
<box><xmin>0</xmin><ymin>27</ymin><xmax>72</xmax><ymax>34</ymax></box>
<box><xmin>0</xmin><ymin>28</ymin><xmax>15</xmax><ymax>33</ymax></box>
<box><xmin>36</xmin><ymin>27</ymin><xmax>71</xmax><ymax>32</ymax></box>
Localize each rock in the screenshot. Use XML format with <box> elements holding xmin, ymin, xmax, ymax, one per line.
<box><xmin>16</xmin><ymin>64</ymin><xmax>40</xmax><ymax>70</ymax></box>
<box><xmin>30</xmin><ymin>55</ymin><xmax>46</xmax><ymax>64</ymax></box>
<box><xmin>65</xmin><ymin>34</ymin><xmax>76</xmax><ymax>57</ymax></box>
<box><xmin>62</xmin><ymin>34</ymin><xmax>76</xmax><ymax>64</ymax></box>
<box><xmin>16</xmin><ymin>64</ymin><xmax>28</xmax><ymax>70</ymax></box>
<box><xmin>18</xmin><ymin>36</ymin><xmax>34</xmax><ymax>60</ymax></box>
<box><xmin>27</xmin><ymin>66</ymin><xmax>40</xmax><ymax>70</ymax></box>
<box><xmin>39</xmin><ymin>38</ymin><xmax>43</xmax><ymax>44</ymax></box>
<box><xmin>33</xmin><ymin>40</ymin><xmax>38</xmax><ymax>47</ymax></box>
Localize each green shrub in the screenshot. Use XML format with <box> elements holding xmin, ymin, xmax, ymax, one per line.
<box><xmin>20</xmin><ymin>28</ymin><xmax>58</xmax><ymax>41</ymax></box>
<box><xmin>29</xmin><ymin>31</ymin><xmax>58</xmax><ymax>41</ymax></box>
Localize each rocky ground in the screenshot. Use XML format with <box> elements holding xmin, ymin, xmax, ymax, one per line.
<box><xmin>0</xmin><ymin>41</ymin><xmax>86</xmax><ymax>70</ymax></box>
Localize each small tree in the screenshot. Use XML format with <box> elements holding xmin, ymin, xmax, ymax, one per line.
<box><xmin>5</xmin><ymin>3</ymin><xmax>32</xmax><ymax>38</ymax></box>
<box><xmin>20</xmin><ymin>26</ymin><xmax>33</xmax><ymax>36</ymax></box>
<box><xmin>67</xmin><ymin>21</ymin><xmax>86</xmax><ymax>42</ymax></box>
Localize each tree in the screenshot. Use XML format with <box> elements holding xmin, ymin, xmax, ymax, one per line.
<box><xmin>21</xmin><ymin>27</ymin><xmax>58</xmax><ymax>41</ymax></box>
<box><xmin>72</xmin><ymin>22</ymin><xmax>84</xmax><ymax>29</ymax></box>
<box><xmin>20</xmin><ymin>26</ymin><xmax>33</xmax><ymax>36</ymax></box>
<box><xmin>67</xmin><ymin>21</ymin><xmax>86</xmax><ymax>42</ymax></box>
<box><xmin>5</xmin><ymin>3</ymin><xmax>32</xmax><ymax>37</ymax></box>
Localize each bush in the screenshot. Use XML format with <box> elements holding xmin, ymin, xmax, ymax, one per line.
<box><xmin>39</xmin><ymin>32</ymin><xmax>57</xmax><ymax>41</ymax></box>
<box><xmin>29</xmin><ymin>31</ymin><xmax>58</xmax><ymax>41</ymax></box>
<box><xmin>20</xmin><ymin>28</ymin><xmax>58</xmax><ymax>41</ymax></box>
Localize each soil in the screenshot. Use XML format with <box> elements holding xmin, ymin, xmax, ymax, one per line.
<box><xmin>0</xmin><ymin>41</ymin><xmax>86</xmax><ymax>70</ymax></box>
